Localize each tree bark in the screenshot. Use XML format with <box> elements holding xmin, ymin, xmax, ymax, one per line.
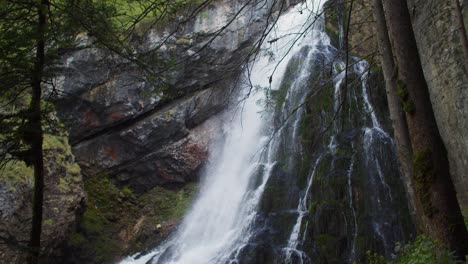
<box><xmin>382</xmin><ymin>0</ymin><xmax>468</xmax><ymax>258</ymax></box>
<box><xmin>451</xmin><ymin>0</ymin><xmax>468</xmax><ymax>73</ymax></box>
<box><xmin>27</xmin><ymin>0</ymin><xmax>48</xmax><ymax>263</ymax></box>
<box><xmin>371</xmin><ymin>0</ymin><xmax>421</xmax><ymax>228</ymax></box>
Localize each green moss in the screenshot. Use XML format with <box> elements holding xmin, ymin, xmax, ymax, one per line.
<box><xmin>58</xmin><ymin>178</ymin><xmax>72</xmax><ymax>193</ymax></box>
<box><xmin>0</xmin><ymin>160</ymin><xmax>33</xmax><ymax>186</ymax></box>
<box><xmin>299</xmin><ymin>112</ymin><xmax>315</xmax><ymax>146</ymax></box>
<box><xmin>403</xmin><ymin>100</ymin><xmax>415</xmax><ymax>113</ymax></box>
<box><xmin>141</xmin><ymin>183</ymin><xmax>198</xmax><ymax>223</ymax></box>
<box><xmin>366</xmin><ymin>250</ymin><xmax>386</xmax><ymax>264</ymax></box>
<box><xmin>316</xmin><ymin>234</ymin><xmax>336</xmax><ymax>253</ymax></box>
<box><xmin>44</xmin><ymin>218</ymin><xmax>54</xmax><ymax>226</ymax></box>
<box><xmin>313</xmin><ymin>156</ymin><xmax>331</xmax><ymax>188</ymax></box>
<box><xmin>396</xmin><ymin>80</ymin><xmax>415</xmax><ymax>113</ymax></box>
<box><xmin>0</xmin><ymin>124</ymin><xmax>80</xmax><ymax>221</ymax></box>
<box><xmin>43</xmin><ymin>134</ymin><xmax>82</xmax><ymax>194</ymax></box>
<box><xmin>68</xmin><ymin>175</ymin><xmax>198</xmax><ymax>262</ymax></box>
<box><xmin>69</xmin><ymin>233</ymin><xmax>86</xmax><ymax>247</ymax></box>
<box><xmin>101</xmin><ymin>0</ymin><xmax>204</xmax><ymax>27</ymax></box>
<box><xmin>71</xmin><ymin>176</ymin><xmax>130</xmax><ymax>261</ymax></box>
<box><xmin>413</xmin><ymin>149</ymin><xmax>437</xmax><ymax>217</ymax></box>
<box><xmin>121</xmin><ymin>185</ymin><xmax>134</xmax><ymax>198</ymax></box>
<box><xmin>309</xmin><ymin>201</ymin><xmax>318</xmax><ymax>215</ymax></box>
<box><xmin>67</xmin><ymin>163</ymin><xmax>81</xmax><ymax>176</ymax></box>
<box><xmin>43</xmin><ymin>135</ymin><xmax>66</xmax><ymax>151</ymax></box>
<box><xmin>366</xmin><ymin>236</ymin><xmax>458</xmax><ymax>264</ymax></box>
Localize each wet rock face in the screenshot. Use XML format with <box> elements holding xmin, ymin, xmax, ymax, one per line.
<box><xmin>71</xmin><ymin>88</ymin><xmax>227</xmax><ymax>192</ymax></box>
<box><xmin>238</xmin><ymin>44</ymin><xmax>414</xmax><ymax>263</ymax></box>
<box><xmin>54</xmin><ymin>0</ymin><xmax>293</xmax><ymax>190</ymax></box>
<box><xmin>407</xmin><ymin>0</ymin><xmax>468</xmax><ymax>207</ymax></box>
<box><xmin>325</xmin><ymin>0</ymin><xmax>468</xmax><ymax>214</ymax></box>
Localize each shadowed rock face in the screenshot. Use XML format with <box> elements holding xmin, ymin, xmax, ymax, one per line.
<box><xmin>233</xmin><ymin>44</ymin><xmax>414</xmax><ymax>264</ymax></box>
<box><xmin>407</xmin><ymin>0</ymin><xmax>468</xmax><ymax>207</ymax></box>
<box><xmin>325</xmin><ymin>0</ymin><xmax>468</xmax><ymax>215</ymax></box>
<box><xmin>54</xmin><ymin>0</ymin><xmax>300</xmax><ymax>191</ymax></box>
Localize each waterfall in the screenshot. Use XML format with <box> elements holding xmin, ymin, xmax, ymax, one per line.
<box><xmin>120</xmin><ymin>1</ymin><xmax>327</xmax><ymax>263</ymax></box>
<box><xmin>120</xmin><ymin>0</ymin><xmax>413</xmax><ymax>262</ymax></box>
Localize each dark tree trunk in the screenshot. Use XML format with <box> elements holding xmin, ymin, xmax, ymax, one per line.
<box><xmin>371</xmin><ymin>0</ymin><xmax>422</xmax><ymax>227</ymax></box>
<box><xmin>27</xmin><ymin>0</ymin><xmax>48</xmax><ymax>263</ymax></box>
<box><xmin>382</xmin><ymin>0</ymin><xmax>468</xmax><ymax>258</ymax></box>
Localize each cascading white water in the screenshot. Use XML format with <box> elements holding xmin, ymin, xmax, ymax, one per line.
<box><xmin>283</xmin><ymin>155</ymin><xmax>322</xmax><ymax>264</ymax></box>
<box><xmin>355</xmin><ymin>61</ymin><xmax>393</xmax><ymax>204</ymax></box>
<box><xmin>120</xmin><ymin>1</ymin><xmax>327</xmax><ymax>264</ymax></box>
<box><xmin>346</xmin><ymin>154</ymin><xmax>357</xmax><ymax>263</ymax></box>
<box><xmin>356</xmin><ymin>60</ymin><xmax>394</xmax><ymax>257</ymax></box>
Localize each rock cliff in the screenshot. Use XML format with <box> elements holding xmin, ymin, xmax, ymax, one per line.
<box><xmin>0</xmin><ymin>136</ymin><xmax>85</xmax><ymax>263</ymax></box>
<box><xmin>51</xmin><ymin>0</ymin><xmax>302</xmax><ymax>262</ymax></box>
<box><xmin>407</xmin><ymin>0</ymin><xmax>468</xmax><ymax>207</ymax></box>
<box><xmin>325</xmin><ymin>0</ymin><xmax>468</xmax><ymax>211</ymax></box>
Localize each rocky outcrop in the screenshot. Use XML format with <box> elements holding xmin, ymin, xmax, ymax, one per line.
<box><xmin>325</xmin><ymin>0</ymin><xmax>468</xmax><ymax>210</ymax></box>
<box><xmin>55</xmin><ymin>0</ymin><xmax>295</xmax><ymax>192</ymax></box>
<box><xmin>324</xmin><ymin>0</ymin><xmax>378</xmax><ymax>60</ymax></box>
<box><xmin>407</xmin><ymin>0</ymin><xmax>468</xmax><ymax>207</ymax></box>
<box><xmin>51</xmin><ymin>0</ymin><xmax>303</xmax><ymax>262</ymax></box>
<box><xmin>240</xmin><ymin>44</ymin><xmax>413</xmax><ymax>263</ymax></box>
<box><xmin>0</xmin><ymin>136</ymin><xmax>85</xmax><ymax>263</ymax></box>
<box><xmin>71</xmin><ymin>88</ymin><xmax>227</xmax><ymax>192</ymax></box>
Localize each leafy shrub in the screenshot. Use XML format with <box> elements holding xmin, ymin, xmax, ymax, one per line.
<box><xmin>366</xmin><ymin>235</ymin><xmax>460</xmax><ymax>264</ymax></box>
<box><xmin>393</xmin><ymin>236</ymin><xmax>458</xmax><ymax>264</ymax></box>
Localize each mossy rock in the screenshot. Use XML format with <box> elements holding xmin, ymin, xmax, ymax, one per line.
<box><xmin>64</xmin><ymin>175</ymin><xmax>199</xmax><ymax>263</ymax></box>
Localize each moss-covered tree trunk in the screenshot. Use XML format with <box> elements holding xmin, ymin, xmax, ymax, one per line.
<box><xmin>27</xmin><ymin>1</ymin><xmax>48</xmax><ymax>263</ymax></box>
<box><xmin>371</xmin><ymin>0</ymin><xmax>422</xmax><ymax>227</ymax></box>
<box><xmin>382</xmin><ymin>0</ymin><xmax>468</xmax><ymax>258</ymax></box>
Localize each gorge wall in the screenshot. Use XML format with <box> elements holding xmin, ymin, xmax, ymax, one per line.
<box><xmin>0</xmin><ymin>0</ymin><xmax>466</xmax><ymax>263</ymax></box>
<box><xmin>51</xmin><ymin>0</ymin><xmax>302</xmax><ymax>262</ymax></box>
<box><xmin>407</xmin><ymin>0</ymin><xmax>468</xmax><ymax>207</ymax></box>
<box><xmin>325</xmin><ymin>0</ymin><xmax>468</xmax><ymax>213</ymax></box>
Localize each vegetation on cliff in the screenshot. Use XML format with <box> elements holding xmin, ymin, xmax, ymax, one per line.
<box><xmin>0</xmin><ymin>0</ymin><xmax>210</xmax><ymax>262</ymax></box>
<box><xmin>65</xmin><ymin>177</ymin><xmax>197</xmax><ymax>263</ymax></box>
<box><xmin>0</xmin><ymin>0</ymin><xmax>467</xmax><ymax>263</ymax></box>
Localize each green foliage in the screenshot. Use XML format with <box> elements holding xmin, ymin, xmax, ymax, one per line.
<box><xmin>43</xmin><ymin>218</ymin><xmax>54</xmax><ymax>226</ymax></box>
<box><xmin>122</xmin><ymin>185</ymin><xmax>134</xmax><ymax>198</ymax></box>
<box><xmin>0</xmin><ymin>0</ymin><xmax>75</xmax><ymax>169</ymax></box>
<box><xmin>43</xmin><ymin>134</ymin><xmax>82</xmax><ymax>193</ymax></box>
<box><xmin>100</xmin><ymin>0</ymin><xmax>205</xmax><ymax>28</ymax></box>
<box><xmin>396</xmin><ymin>80</ymin><xmax>415</xmax><ymax>113</ymax></box>
<box><xmin>366</xmin><ymin>250</ymin><xmax>386</xmax><ymax>264</ymax></box>
<box><xmin>0</xmin><ymin>160</ymin><xmax>33</xmax><ymax>187</ymax></box>
<box><xmin>68</xmin><ymin>176</ymin><xmax>198</xmax><ymax>262</ymax></box>
<box><xmin>393</xmin><ymin>236</ymin><xmax>457</xmax><ymax>264</ymax></box>
<box><xmin>139</xmin><ymin>183</ymin><xmax>198</xmax><ymax>223</ymax></box>
<box><xmin>69</xmin><ymin>232</ymin><xmax>86</xmax><ymax>248</ymax></box>
<box><xmin>71</xmin><ymin>176</ymin><xmax>129</xmax><ymax>262</ymax></box>
<box><xmin>365</xmin><ymin>236</ymin><xmax>459</xmax><ymax>264</ymax></box>
<box><xmin>0</xmin><ymin>133</ymin><xmax>79</xmax><ymax>189</ymax></box>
